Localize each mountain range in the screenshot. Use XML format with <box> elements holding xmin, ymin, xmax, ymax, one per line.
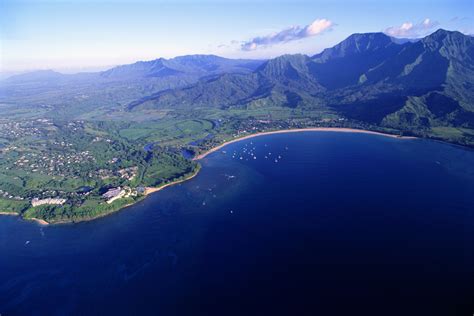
<box><xmin>1</xmin><ymin>29</ymin><xmax>473</xmax><ymax>134</ymax></box>
<box><xmin>0</xmin><ymin>55</ymin><xmax>264</xmax><ymax>117</ymax></box>
<box><xmin>127</xmin><ymin>29</ymin><xmax>474</xmax><ymax>132</ymax></box>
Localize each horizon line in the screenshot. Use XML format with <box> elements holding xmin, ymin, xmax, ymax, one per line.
<box><xmin>1</xmin><ymin>28</ymin><xmax>468</xmax><ymax>77</ymax></box>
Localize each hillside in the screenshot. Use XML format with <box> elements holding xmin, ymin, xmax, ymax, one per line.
<box><xmin>129</xmin><ymin>29</ymin><xmax>474</xmax><ymax>139</ymax></box>
<box><xmin>333</xmin><ymin>29</ymin><xmax>474</xmax><ymax>128</ymax></box>
<box><xmin>0</xmin><ymin>55</ymin><xmax>264</xmax><ymax>119</ymax></box>
<box><xmin>101</xmin><ymin>54</ymin><xmax>262</xmax><ymax>79</ymax></box>
<box><xmin>1</xmin><ymin>29</ymin><xmax>473</xmax><ymax>144</ymax></box>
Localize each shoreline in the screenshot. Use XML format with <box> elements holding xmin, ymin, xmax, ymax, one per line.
<box><xmin>44</xmin><ymin>170</ymin><xmax>201</xmax><ymax>225</ymax></box>
<box><xmin>0</xmin><ymin>211</ymin><xmax>49</xmax><ymax>225</ymax></box>
<box><xmin>0</xmin><ymin>211</ymin><xmax>19</xmax><ymax>216</ymax></box>
<box><xmin>0</xmin><ymin>170</ymin><xmax>201</xmax><ymax>226</ymax></box>
<box><xmin>193</xmin><ymin>127</ymin><xmax>416</xmax><ymax>160</ymax></box>
<box><xmin>144</xmin><ymin>169</ymin><xmax>200</xmax><ymax>196</ymax></box>
<box><xmin>43</xmin><ymin>169</ymin><xmax>201</xmax><ymax>225</ymax></box>
<box><xmin>2</xmin><ymin>127</ymin><xmax>413</xmax><ymax>226</ymax></box>
<box><xmin>28</xmin><ymin>217</ymin><xmax>49</xmax><ymax>225</ymax></box>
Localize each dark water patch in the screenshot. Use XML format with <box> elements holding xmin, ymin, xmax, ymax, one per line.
<box><xmin>1</xmin><ymin>132</ymin><xmax>474</xmax><ymax>315</ymax></box>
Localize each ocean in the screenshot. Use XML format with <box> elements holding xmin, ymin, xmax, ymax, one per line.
<box><xmin>1</xmin><ymin>132</ymin><xmax>473</xmax><ymax>315</ymax></box>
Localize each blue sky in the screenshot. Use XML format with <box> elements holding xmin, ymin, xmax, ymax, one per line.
<box><xmin>0</xmin><ymin>0</ymin><xmax>473</xmax><ymax>73</ymax></box>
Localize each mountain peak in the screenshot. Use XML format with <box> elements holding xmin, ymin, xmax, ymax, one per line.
<box><xmin>258</xmin><ymin>54</ymin><xmax>310</xmax><ymax>74</ymax></box>
<box><xmin>424</xmin><ymin>29</ymin><xmax>464</xmax><ymax>41</ymax></box>
<box><xmin>5</xmin><ymin>69</ymin><xmax>65</xmax><ymax>82</ymax></box>
<box><xmin>170</xmin><ymin>54</ymin><xmax>225</xmax><ymax>63</ymax></box>
<box><xmin>340</xmin><ymin>32</ymin><xmax>394</xmax><ymax>48</ymax></box>
<box><xmin>430</xmin><ymin>28</ymin><xmax>459</xmax><ymax>36</ymax></box>
<box><xmin>349</xmin><ymin>32</ymin><xmax>391</xmax><ymax>40</ymax></box>
<box><xmin>423</xmin><ymin>29</ymin><xmax>472</xmax><ymax>44</ymax></box>
<box><xmin>421</xmin><ymin>28</ymin><xmax>473</xmax><ymax>53</ymax></box>
<box><xmin>313</xmin><ymin>32</ymin><xmax>396</xmax><ymax>62</ymax></box>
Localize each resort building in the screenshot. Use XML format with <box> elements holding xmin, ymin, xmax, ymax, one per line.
<box><xmin>102</xmin><ymin>187</ymin><xmax>123</xmax><ymax>199</ymax></box>
<box><xmin>31</xmin><ymin>198</ymin><xmax>67</xmax><ymax>207</ymax></box>
<box><xmin>103</xmin><ymin>187</ymin><xmax>126</xmax><ymax>204</ymax></box>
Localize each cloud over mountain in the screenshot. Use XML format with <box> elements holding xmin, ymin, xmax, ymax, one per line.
<box><xmin>385</xmin><ymin>18</ymin><xmax>439</xmax><ymax>38</ymax></box>
<box><xmin>241</xmin><ymin>19</ymin><xmax>333</xmax><ymax>51</ymax></box>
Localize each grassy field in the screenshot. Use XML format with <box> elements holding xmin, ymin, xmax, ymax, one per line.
<box><xmin>0</xmin><ymin>198</ymin><xmax>29</xmax><ymax>214</ymax></box>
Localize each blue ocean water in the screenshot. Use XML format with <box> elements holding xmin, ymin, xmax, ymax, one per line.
<box><xmin>1</xmin><ymin>132</ymin><xmax>473</xmax><ymax>315</ymax></box>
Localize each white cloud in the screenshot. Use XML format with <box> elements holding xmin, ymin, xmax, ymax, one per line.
<box><xmin>241</xmin><ymin>18</ymin><xmax>333</xmax><ymax>51</ymax></box>
<box><xmin>305</xmin><ymin>19</ymin><xmax>333</xmax><ymax>36</ymax></box>
<box><xmin>385</xmin><ymin>18</ymin><xmax>439</xmax><ymax>38</ymax></box>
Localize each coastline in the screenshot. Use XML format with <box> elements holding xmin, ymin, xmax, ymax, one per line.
<box><xmin>0</xmin><ymin>170</ymin><xmax>200</xmax><ymax>226</ymax></box>
<box><xmin>49</xmin><ymin>168</ymin><xmax>201</xmax><ymax>225</ymax></box>
<box><xmin>28</xmin><ymin>217</ymin><xmax>50</xmax><ymax>225</ymax></box>
<box><xmin>193</xmin><ymin>127</ymin><xmax>416</xmax><ymax>160</ymax></box>
<box><xmin>2</xmin><ymin>127</ymin><xmax>413</xmax><ymax>226</ymax></box>
<box><xmin>45</xmin><ymin>169</ymin><xmax>201</xmax><ymax>225</ymax></box>
<box><xmin>0</xmin><ymin>211</ymin><xmax>19</xmax><ymax>216</ymax></box>
<box><xmin>0</xmin><ymin>211</ymin><xmax>49</xmax><ymax>225</ymax></box>
<box><xmin>144</xmin><ymin>166</ymin><xmax>200</xmax><ymax>195</ymax></box>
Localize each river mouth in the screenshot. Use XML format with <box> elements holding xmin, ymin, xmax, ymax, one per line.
<box><xmin>1</xmin><ymin>132</ymin><xmax>473</xmax><ymax>315</ymax></box>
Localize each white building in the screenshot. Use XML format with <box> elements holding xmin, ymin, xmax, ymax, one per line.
<box><xmin>32</xmin><ymin>198</ymin><xmax>67</xmax><ymax>207</ymax></box>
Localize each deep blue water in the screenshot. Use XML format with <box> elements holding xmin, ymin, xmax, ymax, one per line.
<box><xmin>1</xmin><ymin>132</ymin><xmax>474</xmax><ymax>316</ymax></box>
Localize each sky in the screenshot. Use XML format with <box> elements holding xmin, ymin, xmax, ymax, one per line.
<box><xmin>0</xmin><ymin>0</ymin><xmax>473</xmax><ymax>73</ymax></box>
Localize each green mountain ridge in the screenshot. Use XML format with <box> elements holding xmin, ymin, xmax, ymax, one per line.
<box><xmin>0</xmin><ymin>55</ymin><xmax>265</xmax><ymax>119</ymax></box>
<box><xmin>1</xmin><ymin>29</ymin><xmax>473</xmax><ymax>143</ymax></box>
<box><xmin>130</xmin><ymin>29</ymin><xmax>474</xmax><ymax>135</ymax></box>
<box><xmin>100</xmin><ymin>54</ymin><xmax>263</xmax><ymax>79</ymax></box>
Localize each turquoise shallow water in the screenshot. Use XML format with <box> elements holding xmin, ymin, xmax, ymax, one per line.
<box><xmin>1</xmin><ymin>132</ymin><xmax>474</xmax><ymax>315</ymax></box>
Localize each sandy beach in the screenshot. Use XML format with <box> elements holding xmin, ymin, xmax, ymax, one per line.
<box><xmin>28</xmin><ymin>217</ymin><xmax>49</xmax><ymax>225</ymax></box>
<box><xmin>0</xmin><ymin>211</ymin><xmax>19</xmax><ymax>216</ymax></box>
<box><xmin>193</xmin><ymin>127</ymin><xmax>416</xmax><ymax>160</ymax></box>
<box><xmin>1</xmin><ymin>210</ymin><xmax>48</xmax><ymax>225</ymax></box>
<box><xmin>144</xmin><ymin>167</ymin><xmax>200</xmax><ymax>195</ymax></box>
